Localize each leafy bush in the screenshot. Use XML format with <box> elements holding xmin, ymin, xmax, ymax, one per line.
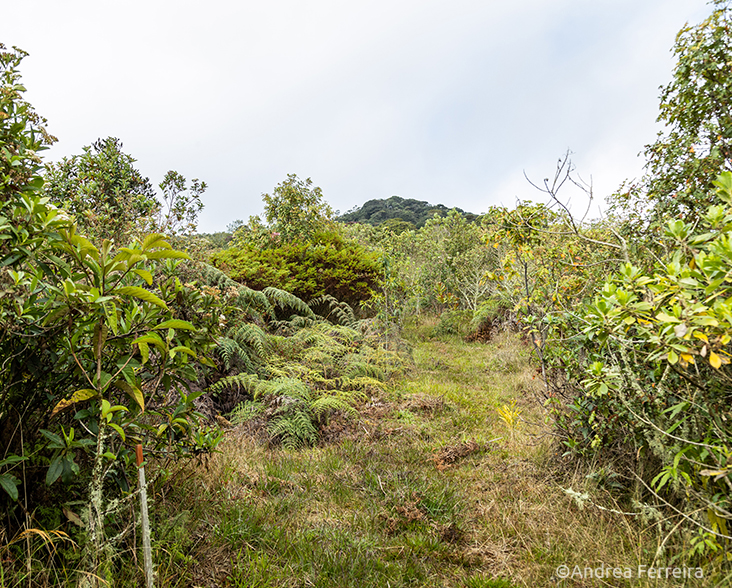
<box><xmin>430</xmin><ymin>310</ymin><xmax>473</xmax><ymax>338</ymax></box>
<box><xmin>0</xmin><ymin>45</ymin><xmax>224</xmax><ymax>581</ymax></box>
<box><xmin>571</xmin><ymin>174</ymin><xmax>732</xmax><ymax>550</ymax></box>
<box><xmin>212</xmin><ymin>229</ymin><xmax>381</xmax><ymax>311</ymax></box>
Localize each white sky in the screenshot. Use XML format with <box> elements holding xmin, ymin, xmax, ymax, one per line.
<box><xmin>4</xmin><ymin>0</ymin><xmax>712</xmax><ymax>232</ymax></box>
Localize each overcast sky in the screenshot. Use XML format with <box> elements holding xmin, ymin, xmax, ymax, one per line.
<box><xmin>3</xmin><ymin>0</ymin><xmax>712</xmax><ymax>232</ymax></box>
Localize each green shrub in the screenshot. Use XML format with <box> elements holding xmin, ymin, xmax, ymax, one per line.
<box><xmin>567</xmin><ymin>173</ymin><xmax>732</xmax><ymax>554</ymax></box>
<box><xmin>212</xmin><ymin>229</ymin><xmax>381</xmax><ymax>311</ymax></box>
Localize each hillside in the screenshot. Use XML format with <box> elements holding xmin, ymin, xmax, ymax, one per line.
<box><xmin>338</xmin><ymin>195</ymin><xmax>477</xmax><ymax>228</ymax></box>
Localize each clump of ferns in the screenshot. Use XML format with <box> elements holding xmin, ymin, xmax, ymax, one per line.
<box><xmin>215</xmin><ymin>375</ymin><xmax>369</xmax><ymax>448</ymax></box>
<box><xmin>217</xmin><ymin>322</ymin><xmax>271</xmax><ymax>371</ymax></box>
<box><xmin>308</xmin><ymin>294</ymin><xmax>359</xmax><ymax>328</ymax></box>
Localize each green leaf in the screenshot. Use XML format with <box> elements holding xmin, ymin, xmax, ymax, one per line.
<box><xmin>133</xmin><ymin>269</ymin><xmax>153</xmax><ymax>285</ymax></box>
<box><xmin>0</xmin><ymin>473</ymin><xmax>20</xmax><ymax>501</ymax></box>
<box><xmin>141</xmin><ymin>233</ymin><xmax>170</xmax><ymax>251</ymax></box>
<box><xmin>40</xmin><ymin>429</ymin><xmax>64</xmax><ymax>448</ymax></box>
<box><xmin>108</xmin><ymin>423</ymin><xmax>126</xmax><ymax>441</ymax></box>
<box><xmin>138</xmin><ymin>340</ymin><xmax>149</xmax><ymax>364</ymax></box>
<box><xmin>103</xmin><ymin>301</ymin><xmax>118</xmax><ymax>336</ymax></box>
<box><xmin>667</xmin><ymin>350</ymin><xmax>679</xmax><ymax>364</ymax></box>
<box><xmin>115</xmin><ymin>286</ymin><xmax>168</xmax><ymax>310</ymax></box>
<box><xmin>46</xmin><ymin>457</ymin><xmax>63</xmax><ymax>486</ymax></box>
<box><xmin>133</xmin><ymin>332</ymin><xmax>166</xmax><ymax>353</ymax></box>
<box><xmin>0</xmin><ymin>455</ymin><xmax>27</xmax><ymax>468</ymax></box>
<box><xmin>170</xmin><ymin>345</ymin><xmax>197</xmax><ymax>359</ymax></box>
<box><xmin>153</xmin><ymin>319</ymin><xmax>195</xmax><ymax>331</ymax></box>
<box><xmin>145</xmin><ymin>250</ymin><xmax>190</xmax><ymax>261</ymax></box>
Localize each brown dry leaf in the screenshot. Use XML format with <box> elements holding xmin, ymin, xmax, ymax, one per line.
<box><xmin>433</xmin><ymin>440</ymin><xmax>481</xmax><ymax>470</ymax></box>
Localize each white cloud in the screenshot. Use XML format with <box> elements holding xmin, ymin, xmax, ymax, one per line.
<box><xmin>2</xmin><ymin>0</ymin><xmax>713</xmax><ymax>231</ymax></box>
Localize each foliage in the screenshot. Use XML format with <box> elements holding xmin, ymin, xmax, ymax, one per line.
<box><xmin>339</xmin><ymin>195</ymin><xmax>475</xmax><ymax>228</ymax></box>
<box><xmin>631</xmin><ymin>2</ymin><xmax>732</xmax><ymax>223</ymax></box>
<box><xmin>349</xmin><ymin>210</ymin><xmax>499</xmax><ymax>324</ymax></box>
<box><xmin>0</xmin><ymin>47</ymin><xmax>223</xmax><ymax>583</ymax></box>
<box><xmin>44</xmin><ymin>139</ymin><xmax>206</xmax><ymax>243</ymax></box>
<box><xmin>577</xmin><ymin>173</ymin><xmax>732</xmax><ymax>549</ymax></box>
<box><xmin>262</xmin><ymin>174</ymin><xmax>333</xmax><ymax>243</ymax></box>
<box><xmin>212</xmin><ymin>229</ymin><xmax>381</xmax><ymax>311</ymax></box>
<box><xmin>43</xmin><ymin>137</ymin><xmax>159</xmax><ymax>243</ymax></box>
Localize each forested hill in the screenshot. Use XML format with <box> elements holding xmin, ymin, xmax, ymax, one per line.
<box><xmin>338</xmin><ymin>195</ymin><xmax>477</xmax><ymax>228</ymax></box>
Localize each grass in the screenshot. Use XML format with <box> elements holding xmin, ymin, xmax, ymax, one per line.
<box><xmin>9</xmin><ymin>328</ymin><xmax>728</xmax><ymax>586</ymax></box>
<box><xmin>139</xmin><ymin>330</ymin><xmax>730</xmax><ymax>587</ymax></box>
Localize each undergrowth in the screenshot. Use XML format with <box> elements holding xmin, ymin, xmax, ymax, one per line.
<box><xmin>5</xmin><ymin>329</ymin><xmax>727</xmax><ymax>586</ymax></box>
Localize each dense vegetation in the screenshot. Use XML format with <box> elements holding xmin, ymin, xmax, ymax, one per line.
<box><xmin>338</xmin><ymin>195</ymin><xmax>476</xmax><ymax>229</ymax></box>
<box><xmin>2</xmin><ymin>2</ymin><xmax>732</xmax><ymax>586</ymax></box>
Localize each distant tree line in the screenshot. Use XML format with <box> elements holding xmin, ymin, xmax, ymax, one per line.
<box><xmin>338</xmin><ymin>195</ymin><xmax>477</xmax><ymax>230</ymax></box>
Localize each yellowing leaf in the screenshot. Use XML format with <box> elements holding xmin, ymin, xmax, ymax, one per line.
<box><xmin>680</xmin><ymin>353</ymin><xmax>695</xmax><ymax>364</ymax></box>
<box><xmin>656</xmin><ymin>312</ymin><xmax>680</xmax><ymax>323</ymax></box>
<box><xmin>51</xmin><ymin>388</ymin><xmax>97</xmax><ymax>416</ymax></box>
<box><xmin>693</xmin><ymin>332</ymin><xmax>709</xmax><ymax>343</ymax></box>
<box><xmin>114</xmin><ymin>380</ymin><xmax>145</xmax><ymax>412</ymax></box>
<box><xmin>709</xmin><ymin>351</ymin><xmax>722</xmax><ymax>369</ymax></box>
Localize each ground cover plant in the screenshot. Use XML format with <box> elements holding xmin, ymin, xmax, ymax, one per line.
<box><xmin>70</xmin><ymin>330</ymin><xmax>729</xmax><ymax>587</ymax></box>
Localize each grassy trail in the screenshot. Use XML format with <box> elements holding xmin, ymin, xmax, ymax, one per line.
<box><xmin>155</xmin><ymin>333</ymin><xmax>694</xmax><ymax>588</ymax></box>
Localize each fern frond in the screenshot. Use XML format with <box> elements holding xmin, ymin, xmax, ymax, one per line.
<box><xmin>338</xmin><ymin>375</ymin><xmax>385</xmax><ymax>393</ymax></box>
<box><xmin>267</xmin><ymin>410</ymin><xmax>318</xmax><ymax>449</ymax></box>
<box><xmin>273</xmin><ymin>315</ymin><xmax>316</xmax><ymax>333</ymax></box>
<box><xmin>263</xmin><ymin>287</ymin><xmax>315</xmax><ymax>318</ymax></box>
<box><xmin>308</xmin><ymin>294</ymin><xmax>357</xmax><ymax>327</ymax></box>
<box><xmin>209</xmin><ymin>373</ymin><xmax>269</xmax><ymax>399</ymax></box>
<box><xmin>230</xmin><ymin>400</ymin><xmax>265</xmax><ymax>424</ymax></box>
<box><xmin>310</xmin><ymin>391</ymin><xmax>359</xmax><ymax>418</ymax></box>
<box><xmin>216</xmin><ymin>337</ymin><xmax>255</xmax><ymax>372</ymax></box>
<box><xmin>343</xmin><ymin>361</ymin><xmax>386</xmax><ymax>381</ymax></box>
<box><xmin>229</xmin><ymin>323</ymin><xmax>269</xmax><ymax>360</ymax></box>
<box><xmin>268</xmin><ymin>377</ymin><xmax>312</xmax><ymax>402</ymax></box>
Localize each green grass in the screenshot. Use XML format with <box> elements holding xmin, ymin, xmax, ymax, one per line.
<box><xmin>18</xmin><ymin>328</ymin><xmax>727</xmax><ymax>586</ymax></box>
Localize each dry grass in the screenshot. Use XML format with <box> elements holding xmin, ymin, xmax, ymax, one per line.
<box><xmin>103</xmin><ymin>329</ymin><xmax>728</xmax><ymax>587</ymax></box>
